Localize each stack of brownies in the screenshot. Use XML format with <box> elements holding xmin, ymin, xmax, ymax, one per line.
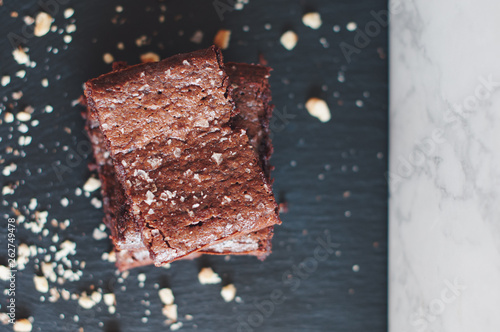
<box><xmin>84</xmin><ymin>46</ymin><xmax>281</xmax><ymax>271</ymax></box>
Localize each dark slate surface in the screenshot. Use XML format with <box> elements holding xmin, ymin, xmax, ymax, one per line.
<box><xmin>0</xmin><ymin>1</ymin><xmax>388</xmax><ymax>331</ymax></box>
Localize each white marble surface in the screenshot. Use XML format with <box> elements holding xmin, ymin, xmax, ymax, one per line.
<box><xmin>389</xmin><ymin>1</ymin><xmax>500</xmax><ymax>331</ymax></box>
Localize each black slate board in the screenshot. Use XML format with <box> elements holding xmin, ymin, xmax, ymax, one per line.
<box><xmin>0</xmin><ymin>0</ymin><xmax>388</xmax><ymax>331</ymax></box>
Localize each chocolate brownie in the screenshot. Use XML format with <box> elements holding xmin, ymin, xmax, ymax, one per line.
<box><xmin>85</xmin><ymin>48</ymin><xmax>280</xmax><ymax>265</ymax></box>
<box><xmin>87</xmin><ymin>62</ymin><xmax>277</xmax><ymax>270</ymax></box>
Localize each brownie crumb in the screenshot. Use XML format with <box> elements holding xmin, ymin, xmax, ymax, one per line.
<box><xmin>214</xmin><ymin>29</ymin><xmax>231</xmax><ymax>49</ymax></box>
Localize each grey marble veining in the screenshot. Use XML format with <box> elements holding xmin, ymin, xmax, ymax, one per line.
<box><xmin>389</xmin><ymin>0</ymin><xmax>500</xmax><ymax>331</ymax></box>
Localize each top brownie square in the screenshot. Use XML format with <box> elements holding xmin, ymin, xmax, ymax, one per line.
<box><xmin>84</xmin><ymin>47</ymin><xmax>280</xmax><ymax>265</ymax></box>
<box><xmin>85</xmin><ymin>46</ymin><xmax>235</xmax><ymax>155</ymax></box>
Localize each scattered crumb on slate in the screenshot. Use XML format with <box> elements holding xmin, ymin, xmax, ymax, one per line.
<box><xmin>1</xmin><ymin>75</ymin><xmax>10</xmax><ymax>86</ymax></box>
<box><xmin>198</xmin><ymin>267</ymin><xmax>221</xmax><ymax>284</ymax></box>
<box><xmin>162</xmin><ymin>304</ymin><xmax>178</xmax><ymax>323</ymax></box>
<box><xmin>33</xmin><ymin>12</ymin><xmax>52</xmax><ymax>37</ymax></box>
<box><xmin>34</xmin><ymin>275</ymin><xmax>49</xmax><ymax>293</ymax></box>
<box><xmin>190</xmin><ymin>30</ymin><xmax>203</xmax><ymax>44</ymax></box>
<box><xmin>170</xmin><ymin>321</ymin><xmax>183</xmax><ymax>331</ymax></box>
<box><xmin>305</xmin><ymin>97</ymin><xmax>331</xmax><ymax>122</ymax></box>
<box><xmin>278</xmin><ymin>202</ymin><xmax>289</xmax><ymax>214</ymax></box>
<box><xmin>302</xmin><ymin>12</ymin><xmax>322</xmax><ymax>29</ymax></box>
<box><xmin>64</xmin><ymin>8</ymin><xmax>74</xmax><ymax>19</ymax></box>
<box><xmin>280</xmin><ymin>31</ymin><xmax>298</xmax><ymax>50</ymax></box>
<box><xmin>103</xmin><ymin>293</ymin><xmax>116</xmax><ymax>306</ymax></box>
<box><xmin>346</xmin><ymin>22</ymin><xmax>357</xmax><ymax>31</ymax></box>
<box><xmin>78</xmin><ymin>291</ymin><xmax>102</xmax><ymax>309</ymax></box>
<box><xmin>92</xmin><ymin>227</ymin><xmax>108</xmax><ymax>240</ymax></box>
<box><xmin>221</xmin><ymin>284</ymin><xmax>237</xmax><ymax>302</ymax></box>
<box><xmin>140</xmin><ymin>52</ymin><xmax>160</xmax><ymax>63</ymax></box>
<box><xmin>90</xmin><ymin>197</ymin><xmax>102</xmax><ymax>208</ymax></box>
<box><xmin>13</xmin><ymin>318</ymin><xmax>33</xmax><ymax>332</ymax></box>
<box><xmin>159</xmin><ymin>288</ymin><xmax>175</xmax><ymax>305</ymax></box>
<box><xmin>12</xmin><ymin>48</ymin><xmax>30</xmax><ymax>65</ymax></box>
<box><xmin>83</xmin><ymin>177</ymin><xmax>101</xmax><ymax>192</ymax></box>
<box><xmin>213</xmin><ymin>29</ymin><xmax>231</xmax><ymax>50</ymax></box>
<box><xmin>103</xmin><ymin>53</ymin><xmax>114</xmax><ymax>64</ymax></box>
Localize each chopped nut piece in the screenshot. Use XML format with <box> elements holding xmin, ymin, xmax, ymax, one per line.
<box><xmin>16</xmin><ymin>111</ymin><xmax>31</xmax><ymax>122</ymax></box>
<box><xmin>91</xmin><ymin>291</ymin><xmax>102</xmax><ymax>304</ymax></box>
<box><xmin>19</xmin><ymin>136</ymin><xmax>32</xmax><ymax>146</ymax></box>
<box><xmin>41</xmin><ymin>261</ymin><xmax>56</xmax><ymax>282</ymax></box>
<box><xmin>103</xmin><ymin>53</ymin><xmax>114</xmax><ymax>64</ymax></box>
<box><xmin>13</xmin><ymin>318</ymin><xmax>32</xmax><ymax>332</ymax></box>
<box><xmin>346</xmin><ymin>22</ymin><xmax>357</xmax><ymax>31</ymax></box>
<box><xmin>12</xmin><ymin>91</ymin><xmax>23</xmax><ymax>100</ymax></box>
<box><xmin>214</xmin><ymin>29</ymin><xmax>231</xmax><ymax>50</ymax></box>
<box><xmin>0</xmin><ymin>265</ymin><xmax>10</xmax><ymax>280</ymax></box>
<box><xmin>4</xmin><ymin>112</ymin><xmax>14</xmax><ymax>123</ymax></box>
<box><xmin>23</xmin><ymin>16</ymin><xmax>35</xmax><ymax>25</ymax></box>
<box><xmin>280</xmin><ymin>30</ymin><xmax>298</xmax><ymax>50</ymax></box>
<box><xmin>0</xmin><ymin>312</ymin><xmax>10</xmax><ymax>324</ymax></box>
<box><xmin>64</xmin><ymin>8</ymin><xmax>74</xmax><ymax>19</ymax></box>
<box><xmin>92</xmin><ymin>227</ymin><xmax>108</xmax><ymax>240</ymax></box>
<box><xmin>48</xmin><ymin>287</ymin><xmax>60</xmax><ymax>302</ymax></box>
<box><xmin>305</xmin><ymin>97</ymin><xmax>331</xmax><ymax>122</ymax></box>
<box><xmin>198</xmin><ymin>267</ymin><xmax>221</xmax><ymax>284</ymax></box>
<box><xmin>66</xmin><ymin>24</ymin><xmax>76</xmax><ymax>33</ymax></box>
<box><xmin>78</xmin><ymin>292</ymin><xmax>96</xmax><ymax>309</ymax></box>
<box><xmin>190</xmin><ymin>30</ymin><xmax>203</xmax><ymax>44</ymax></box>
<box><xmin>34</xmin><ymin>12</ymin><xmax>53</xmax><ymax>37</ymax></box>
<box><xmin>55</xmin><ymin>240</ymin><xmax>76</xmax><ymax>261</ymax></box>
<box><xmin>159</xmin><ymin>288</ymin><xmax>174</xmax><ymax>305</ymax></box>
<box><xmin>221</xmin><ymin>284</ymin><xmax>237</xmax><ymax>302</ymax></box>
<box><xmin>90</xmin><ymin>197</ymin><xmax>102</xmax><ymax>208</ymax></box>
<box><xmin>302</xmin><ymin>12</ymin><xmax>322</xmax><ymax>29</ymax></box>
<box><xmin>162</xmin><ymin>304</ymin><xmax>178</xmax><ymax>322</ymax></box>
<box><xmin>103</xmin><ymin>293</ymin><xmax>115</xmax><ymax>306</ymax></box>
<box><xmin>60</xmin><ymin>197</ymin><xmax>69</xmax><ymax>207</ymax></box>
<box><xmin>170</xmin><ymin>321</ymin><xmax>183</xmax><ymax>331</ymax></box>
<box><xmin>1</xmin><ymin>75</ymin><xmax>10</xmax><ymax>86</ymax></box>
<box><xmin>140</xmin><ymin>52</ymin><xmax>160</xmax><ymax>63</ymax></box>
<box><xmin>83</xmin><ymin>177</ymin><xmax>101</xmax><ymax>192</ymax></box>
<box><xmin>34</xmin><ymin>275</ymin><xmax>49</xmax><ymax>293</ymax></box>
<box><xmin>16</xmin><ymin>70</ymin><xmax>26</xmax><ymax>78</ymax></box>
<box><xmin>13</xmin><ymin>48</ymin><xmax>30</xmax><ymax>65</ymax></box>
